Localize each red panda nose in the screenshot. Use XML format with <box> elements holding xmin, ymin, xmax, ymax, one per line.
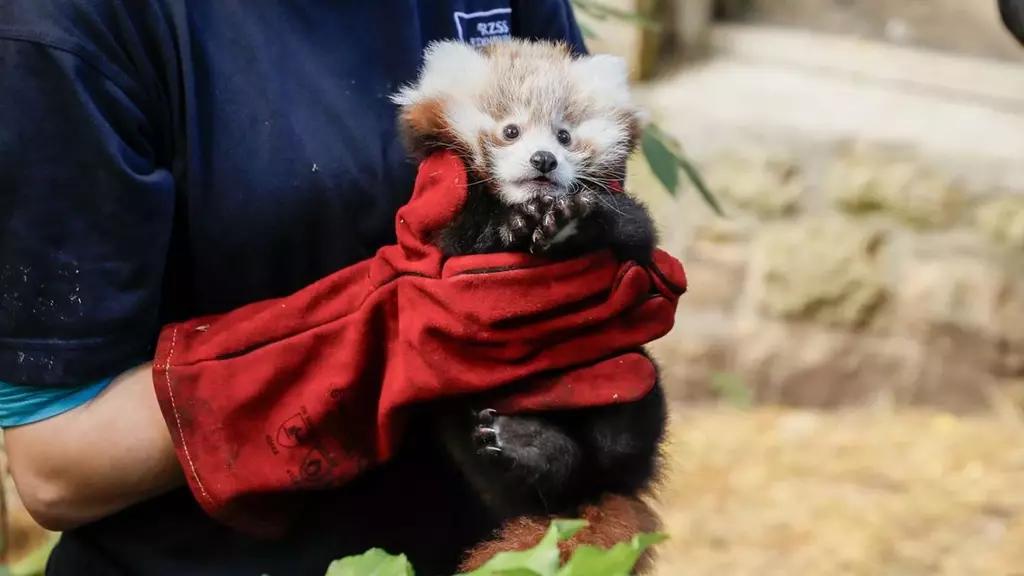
<box><xmin>530</xmin><ymin>151</ymin><xmax>558</xmax><ymax>174</ymax></box>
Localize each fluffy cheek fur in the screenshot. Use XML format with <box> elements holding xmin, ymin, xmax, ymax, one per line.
<box><xmin>572</xmin><ymin>114</ymin><xmax>641</xmax><ymax>181</ymax></box>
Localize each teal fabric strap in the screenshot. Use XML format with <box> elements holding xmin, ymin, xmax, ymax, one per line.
<box><xmin>0</xmin><ymin>377</ymin><xmax>112</xmax><ymax>428</ymax></box>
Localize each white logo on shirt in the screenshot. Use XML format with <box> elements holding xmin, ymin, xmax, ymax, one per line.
<box><xmin>454</xmin><ymin>8</ymin><xmax>512</xmax><ymax>47</ymax></box>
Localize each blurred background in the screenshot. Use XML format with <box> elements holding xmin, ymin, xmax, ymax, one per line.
<box><xmin>2</xmin><ymin>1</ymin><xmax>1023</xmax><ymax>574</ymax></box>
<box><xmin>590</xmin><ymin>1</ymin><xmax>1024</xmax><ymax>574</ymax></box>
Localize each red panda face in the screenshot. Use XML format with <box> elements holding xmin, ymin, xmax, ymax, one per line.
<box><xmin>393</xmin><ymin>40</ymin><xmax>643</xmax><ymax>205</ymax></box>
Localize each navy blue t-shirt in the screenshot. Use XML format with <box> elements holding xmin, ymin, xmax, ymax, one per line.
<box><xmin>0</xmin><ymin>1</ymin><xmax>585</xmax><ymax>574</ymax></box>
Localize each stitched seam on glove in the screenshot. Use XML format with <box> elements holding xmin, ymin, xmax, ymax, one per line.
<box><xmin>160</xmin><ymin>325</ymin><xmax>217</xmax><ymax>511</ymax></box>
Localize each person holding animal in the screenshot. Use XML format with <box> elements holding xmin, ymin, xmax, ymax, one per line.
<box><xmin>0</xmin><ymin>2</ymin><xmax>683</xmax><ymax>575</ymax></box>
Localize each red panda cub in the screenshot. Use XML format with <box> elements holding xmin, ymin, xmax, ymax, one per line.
<box><xmin>392</xmin><ymin>39</ymin><xmax>667</xmax><ymax>572</ymax></box>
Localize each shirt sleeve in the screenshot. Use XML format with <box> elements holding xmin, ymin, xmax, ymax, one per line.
<box><xmin>0</xmin><ymin>34</ymin><xmax>174</xmax><ymax>387</ymax></box>
<box><xmin>511</xmin><ymin>0</ymin><xmax>588</xmax><ymax>54</ymax></box>
<box><xmin>0</xmin><ymin>378</ymin><xmax>112</xmax><ymax>428</ymax></box>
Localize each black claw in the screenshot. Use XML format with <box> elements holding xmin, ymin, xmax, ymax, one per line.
<box><xmin>473</xmin><ymin>427</ymin><xmax>498</xmax><ymax>447</ymax></box>
<box><xmin>541</xmin><ymin>212</ymin><xmax>558</xmax><ymax>235</ymax></box>
<box><xmin>478</xmin><ymin>408</ymin><xmax>496</xmax><ymax>425</ymax></box>
<box><xmin>478</xmin><ymin>445</ymin><xmax>504</xmax><ymax>457</ymax></box>
<box><xmin>578</xmin><ymin>193</ymin><xmax>596</xmax><ymax>215</ymax></box>
<box><xmin>499</xmin><ymin>226</ymin><xmax>514</xmax><ymax>246</ymax></box>
<box><xmin>555</xmin><ymin>197</ymin><xmax>573</xmax><ymax>219</ymax></box>
<box><xmin>523</xmin><ymin>200</ymin><xmax>542</xmax><ymax>218</ymax></box>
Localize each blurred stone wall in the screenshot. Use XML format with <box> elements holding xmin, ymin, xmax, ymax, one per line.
<box><xmin>642</xmin><ymin>141</ymin><xmax>1024</xmax><ymax>411</ymax></box>
<box><xmin>574</xmin><ymin>1</ymin><xmax>1024</xmax><ymax>412</ymax></box>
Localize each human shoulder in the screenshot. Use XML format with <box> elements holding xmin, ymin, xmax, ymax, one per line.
<box><xmin>0</xmin><ymin>0</ymin><xmax>174</xmax><ymax>87</ymax></box>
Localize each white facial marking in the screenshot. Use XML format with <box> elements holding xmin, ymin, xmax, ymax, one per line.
<box><xmin>492</xmin><ymin>119</ymin><xmax>579</xmax><ymax>204</ymax></box>
<box><xmin>575</xmin><ymin>118</ymin><xmax>627</xmax><ymax>160</ymax></box>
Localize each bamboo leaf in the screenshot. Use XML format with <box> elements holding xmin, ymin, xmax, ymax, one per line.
<box><xmin>677</xmin><ymin>153</ymin><xmax>724</xmax><ymax>216</ymax></box>
<box><xmin>643</xmin><ymin>124</ymin><xmax>724</xmax><ymax>215</ymax></box>
<box><xmin>459</xmin><ymin>520</ymin><xmax>586</xmax><ymax>576</ymax></box>
<box><xmin>325</xmin><ymin>548</ymin><xmax>414</xmax><ymax>576</ymax></box>
<box><xmin>641</xmin><ymin>129</ymin><xmax>680</xmax><ymax>197</ymax></box>
<box><xmin>556</xmin><ymin>533</ymin><xmax>668</xmax><ymax>576</ymax></box>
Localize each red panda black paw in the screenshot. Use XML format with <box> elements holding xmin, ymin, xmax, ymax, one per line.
<box><xmin>472</xmin><ymin>408</ymin><xmax>505</xmax><ymax>459</ymax></box>
<box><xmin>469</xmin><ymin>408</ymin><xmax>583</xmax><ymax>496</ymax></box>
<box><xmin>498</xmin><ymin>197</ymin><xmax>548</xmax><ymax>249</ymax></box>
<box><xmin>527</xmin><ymin>191</ymin><xmax>596</xmax><ymax>253</ymax></box>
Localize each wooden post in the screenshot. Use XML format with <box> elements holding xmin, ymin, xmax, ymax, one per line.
<box><xmin>635</xmin><ymin>0</ymin><xmax>718</xmax><ymax>80</ymax></box>
<box><xmin>635</xmin><ymin>0</ymin><xmax>663</xmax><ymax>81</ymax></box>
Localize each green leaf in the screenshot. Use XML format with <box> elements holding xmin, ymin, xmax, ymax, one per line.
<box><xmin>460</xmin><ymin>544</ymin><xmax>557</xmax><ymax>576</ymax></box>
<box><xmin>556</xmin><ymin>533</ymin><xmax>668</xmax><ymax>576</ymax></box>
<box><xmin>460</xmin><ymin>520</ymin><xmax>587</xmax><ymax>576</ymax></box>
<box><xmin>548</xmin><ymin>519</ymin><xmax>588</xmax><ymax>540</ymax></box>
<box><xmin>325</xmin><ymin>548</ymin><xmax>415</xmax><ymax>576</ymax></box>
<box><xmin>641</xmin><ymin>129</ymin><xmax>679</xmax><ymax>198</ymax></box>
<box><xmin>642</xmin><ymin>123</ymin><xmax>724</xmax><ymax>215</ymax></box>
<box><xmin>677</xmin><ymin>153</ymin><xmax>724</xmax><ymax>216</ymax></box>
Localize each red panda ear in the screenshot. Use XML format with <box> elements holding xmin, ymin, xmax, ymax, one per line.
<box><xmin>392</xmin><ymin>40</ymin><xmax>491</xmax><ymax>158</ymax></box>
<box><xmin>571</xmin><ymin>54</ymin><xmax>632</xmax><ymax>109</ymax></box>
<box><xmin>397</xmin><ymin>97</ymin><xmax>451</xmax><ymax>157</ymax></box>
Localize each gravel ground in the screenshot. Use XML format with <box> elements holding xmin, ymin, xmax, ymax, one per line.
<box><xmin>651</xmin><ymin>403</ymin><xmax>1024</xmax><ymax>576</ymax></box>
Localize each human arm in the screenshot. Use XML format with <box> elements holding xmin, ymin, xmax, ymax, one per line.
<box><xmin>4</xmin><ymin>364</ymin><xmax>183</xmax><ymax>530</ymax></box>
<box><xmin>0</xmin><ymin>31</ymin><xmax>177</xmax><ymax>528</ymax></box>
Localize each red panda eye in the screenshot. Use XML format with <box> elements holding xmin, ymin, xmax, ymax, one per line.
<box><xmin>503</xmin><ymin>125</ymin><xmax>520</xmax><ymax>140</ymax></box>
<box><xmin>557</xmin><ymin>129</ymin><xmax>572</xmax><ymax>146</ymax></box>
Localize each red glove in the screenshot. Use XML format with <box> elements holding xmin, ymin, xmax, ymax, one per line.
<box><xmin>152</xmin><ymin>151</ymin><xmax>686</xmax><ymax>536</ymax></box>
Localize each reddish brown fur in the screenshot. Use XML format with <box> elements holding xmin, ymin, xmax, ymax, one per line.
<box><xmin>398</xmin><ymin>97</ymin><xmax>451</xmax><ymax>157</ymax></box>
<box><xmin>458</xmin><ymin>494</ymin><xmax>663</xmax><ymax>574</ymax></box>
